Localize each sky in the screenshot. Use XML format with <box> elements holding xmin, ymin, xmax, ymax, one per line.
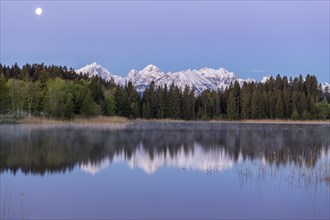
<box><xmin>1</xmin><ymin>0</ymin><xmax>329</xmax><ymax>82</ymax></box>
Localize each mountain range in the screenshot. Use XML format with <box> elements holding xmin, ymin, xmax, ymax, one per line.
<box><xmin>76</xmin><ymin>62</ymin><xmax>329</xmax><ymax>94</ymax></box>
<box><xmin>76</xmin><ymin>62</ymin><xmax>256</xmax><ymax>94</ymax></box>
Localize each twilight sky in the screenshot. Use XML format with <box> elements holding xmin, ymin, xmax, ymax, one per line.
<box><xmin>1</xmin><ymin>1</ymin><xmax>329</xmax><ymax>82</ymax></box>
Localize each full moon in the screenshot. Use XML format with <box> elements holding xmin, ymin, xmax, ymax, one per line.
<box><xmin>35</xmin><ymin>7</ymin><xmax>42</xmax><ymax>15</ymax></box>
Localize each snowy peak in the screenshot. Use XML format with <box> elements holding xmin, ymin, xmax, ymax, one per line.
<box><xmin>138</xmin><ymin>64</ymin><xmax>165</xmax><ymax>79</ymax></box>
<box><xmin>128</xmin><ymin>69</ymin><xmax>138</xmax><ymax>78</ymax></box>
<box><xmin>126</xmin><ymin>64</ymin><xmax>165</xmax><ymax>92</ymax></box>
<box><xmin>76</xmin><ymin>62</ymin><xmax>112</xmax><ymax>81</ymax></box>
<box><xmin>78</xmin><ymin>62</ymin><xmax>109</xmax><ymax>74</ymax></box>
<box><xmin>156</xmin><ymin>69</ymin><xmax>218</xmax><ymax>94</ymax></box>
<box><xmin>76</xmin><ymin>63</ymin><xmax>126</xmax><ymax>85</ymax></box>
<box><xmin>142</xmin><ymin>64</ymin><xmax>163</xmax><ymax>74</ymax></box>
<box><xmin>199</xmin><ymin>67</ymin><xmax>234</xmax><ymax>78</ymax></box>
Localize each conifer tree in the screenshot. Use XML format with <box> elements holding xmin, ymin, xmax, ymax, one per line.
<box><xmin>227</xmin><ymin>91</ymin><xmax>236</xmax><ymax>119</ymax></box>
<box><xmin>155</xmin><ymin>86</ymin><xmax>165</xmax><ymax>119</ymax></box>
<box><xmin>240</xmin><ymin>82</ymin><xmax>252</xmax><ymax>119</ymax></box>
<box><xmin>182</xmin><ymin>85</ymin><xmax>195</xmax><ymax>120</ymax></box>
<box><xmin>275</xmin><ymin>93</ymin><xmax>284</xmax><ymax>118</ymax></box>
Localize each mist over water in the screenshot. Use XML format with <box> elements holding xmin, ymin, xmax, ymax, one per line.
<box><xmin>0</xmin><ymin>122</ymin><xmax>329</xmax><ymax>219</ymax></box>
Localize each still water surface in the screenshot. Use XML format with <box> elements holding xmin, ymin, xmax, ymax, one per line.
<box><xmin>0</xmin><ymin>122</ymin><xmax>329</xmax><ymax>219</ymax></box>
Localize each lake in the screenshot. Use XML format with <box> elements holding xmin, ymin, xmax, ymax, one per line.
<box><xmin>0</xmin><ymin>122</ymin><xmax>329</xmax><ymax>219</ymax></box>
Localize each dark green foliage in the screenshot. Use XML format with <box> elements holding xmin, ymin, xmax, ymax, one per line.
<box><xmin>0</xmin><ymin>75</ymin><xmax>11</xmax><ymax>121</ymax></box>
<box><xmin>227</xmin><ymin>81</ymin><xmax>241</xmax><ymax>119</ymax></box>
<box><xmin>126</xmin><ymin>82</ymin><xmax>140</xmax><ymax>118</ymax></box>
<box><xmin>114</xmin><ymin>82</ymin><xmax>140</xmax><ymax>118</ymax></box>
<box><xmin>155</xmin><ymin>86</ymin><xmax>166</xmax><ymax>119</ymax></box>
<box><xmin>316</xmin><ymin>103</ymin><xmax>330</xmax><ymax>119</ymax></box>
<box><xmin>1</xmin><ymin>63</ymin><xmax>329</xmax><ymax>120</ymax></box>
<box><xmin>167</xmin><ymin>83</ymin><xmax>181</xmax><ymax>119</ymax></box>
<box><xmin>227</xmin><ymin>91</ymin><xmax>237</xmax><ymax>120</ymax></box>
<box><xmin>142</xmin><ymin>81</ymin><xmax>156</xmax><ymax>118</ymax></box>
<box><xmin>104</xmin><ymin>91</ymin><xmax>116</xmax><ymax>116</ymax></box>
<box><xmin>64</xmin><ymin>93</ymin><xmax>74</xmax><ymax>119</ymax></box>
<box><xmin>275</xmin><ymin>93</ymin><xmax>284</xmax><ymax>118</ymax></box>
<box><xmin>240</xmin><ymin>83</ymin><xmax>252</xmax><ymax>119</ymax></box>
<box><xmin>291</xmin><ymin>109</ymin><xmax>300</xmax><ymax>120</ymax></box>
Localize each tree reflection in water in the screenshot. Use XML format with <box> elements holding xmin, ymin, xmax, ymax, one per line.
<box><xmin>0</xmin><ymin>122</ymin><xmax>329</xmax><ymax>191</ymax></box>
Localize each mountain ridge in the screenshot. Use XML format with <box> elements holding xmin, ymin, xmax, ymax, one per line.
<box><xmin>76</xmin><ymin>63</ymin><xmax>256</xmax><ymax>94</ymax></box>
<box><xmin>75</xmin><ymin>63</ymin><xmax>329</xmax><ymax>94</ymax></box>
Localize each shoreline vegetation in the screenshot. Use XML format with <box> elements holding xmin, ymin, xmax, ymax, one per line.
<box><xmin>1</xmin><ymin>116</ymin><xmax>329</xmax><ymax>125</ymax></box>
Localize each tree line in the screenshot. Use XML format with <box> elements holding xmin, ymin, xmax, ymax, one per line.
<box><xmin>0</xmin><ymin>63</ymin><xmax>329</xmax><ymax>121</ymax></box>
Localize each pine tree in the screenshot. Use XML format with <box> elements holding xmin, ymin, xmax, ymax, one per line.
<box><xmin>240</xmin><ymin>82</ymin><xmax>252</xmax><ymax>119</ymax></box>
<box><xmin>305</xmin><ymin>74</ymin><xmax>318</xmax><ymax>100</ymax></box>
<box><xmin>227</xmin><ymin>81</ymin><xmax>240</xmax><ymax>119</ymax></box>
<box><xmin>89</xmin><ymin>77</ymin><xmax>105</xmax><ymax>106</ymax></box>
<box><xmin>200</xmin><ymin>90</ymin><xmax>211</xmax><ymax>119</ymax></box>
<box><xmin>212</xmin><ymin>90</ymin><xmax>220</xmax><ymax>118</ymax></box>
<box><xmin>142</xmin><ymin>81</ymin><xmax>155</xmax><ymax>118</ymax></box>
<box><xmin>227</xmin><ymin>91</ymin><xmax>236</xmax><ymax>119</ymax></box>
<box><xmin>156</xmin><ymin>86</ymin><xmax>165</xmax><ymax>119</ymax></box>
<box><xmin>282</xmin><ymin>89</ymin><xmax>291</xmax><ymax>118</ymax></box>
<box><xmin>265</xmin><ymin>91</ymin><xmax>275</xmax><ymax>119</ymax></box>
<box><xmin>168</xmin><ymin>83</ymin><xmax>181</xmax><ymax>119</ymax></box>
<box><xmin>233</xmin><ymin>81</ymin><xmax>241</xmax><ymax>118</ymax></box>
<box><xmin>251</xmin><ymin>89</ymin><xmax>263</xmax><ymax>119</ymax></box>
<box><xmin>275</xmin><ymin>93</ymin><xmax>284</xmax><ymax>118</ymax></box>
<box><xmin>181</xmin><ymin>85</ymin><xmax>194</xmax><ymax>120</ymax></box>
<box><xmin>298</xmin><ymin>92</ymin><xmax>308</xmax><ymax>117</ymax></box>
<box><xmin>126</xmin><ymin>81</ymin><xmax>140</xmax><ymax>118</ymax></box>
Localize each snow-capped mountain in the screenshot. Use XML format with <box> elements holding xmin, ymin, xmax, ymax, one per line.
<box><xmin>155</xmin><ymin>69</ymin><xmax>218</xmax><ymax>94</ymax></box>
<box><xmin>76</xmin><ymin>62</ymin><xmax>113</xmax><ymax>81</ymax></box>
<box><xmin>126</xmin><ymin>64</ymin><xmax>166</xmax><ymax>93</ymax></box>
<box><xmin>76</xmin><ymin>62</ymin><xmax>126</xmax><ymax>85</ymax></box>
<box><xmin>75</xmin><ymin>63</ymin><xmax>256</xmax><ymax>94</ymax></box>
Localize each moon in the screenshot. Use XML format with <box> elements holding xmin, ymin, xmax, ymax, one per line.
<box><xmin>35</xmin><ymin>8</ymin><xmax>42</xmax><ymax>15</ymax></box>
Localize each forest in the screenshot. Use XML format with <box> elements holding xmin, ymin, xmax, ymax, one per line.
<box><xmin>0</xmin><ymin>63</ymin><xmax>329</xmax><ymax>121</ymax></box>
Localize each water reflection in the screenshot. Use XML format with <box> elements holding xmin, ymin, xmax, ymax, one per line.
<box><xmin>81</xmin><ymin>145</ymin><xmax>237</xmax><ymax>174</ymax></box>
<box><xmin>1</xmin><ymin>123</ymin><xmax>329</xmax><ymax>176</ymax></box>
<box><xmin>0</xmin><ymin>123</ymin><xmax>329</xmax><ymax>219</ymax></box>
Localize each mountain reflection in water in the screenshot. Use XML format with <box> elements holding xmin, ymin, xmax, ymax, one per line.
<box><xmin>1</xmin><ymin>122</ymin><xmax>329</xmax><ymax>177</ymax></box>
<box><xmin>1</xmin><ymin>122</ymin><xmax>329</xmax><ymax>219</ymax></box>
<box><xmin>80</xmin><ymin>145</ymin><xmax>236</xmax><ymax>174</ymax></box>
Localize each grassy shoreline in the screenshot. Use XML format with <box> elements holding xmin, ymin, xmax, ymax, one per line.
<box><xmin>1</xmin><ymin>116</ymin><xmax>329</xmax><ymax>125</ymax></box>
